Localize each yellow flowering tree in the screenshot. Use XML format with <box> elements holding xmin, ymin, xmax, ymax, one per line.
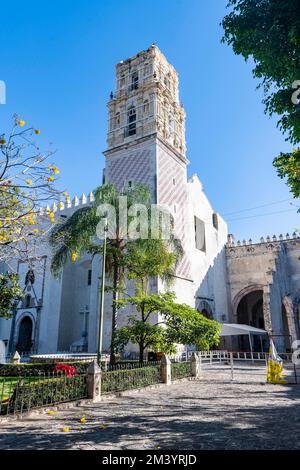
<box><xmin>0</xmin><ymin>115</ymin><xmax>65</xmax><ymax>266</ymax></box>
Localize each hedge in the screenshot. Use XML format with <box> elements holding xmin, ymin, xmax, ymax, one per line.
<box><xmin>102</xmin><ymin>364</ymin><xmax>162</xmax><ymax>394</ymax></box>
<box><xmin>171</xmin><ymin>362</ymin><xmax>191</xmax><ymax>380</ymax></box>
<box><xmin>0</xmin><ymin>361</ymin><xmax>91</xmax><ymax>377</ymax></box>
<box><xmin>2</xmin><ymin>374</ymin><xmax>87</xmax><ymax>415</ymax></box>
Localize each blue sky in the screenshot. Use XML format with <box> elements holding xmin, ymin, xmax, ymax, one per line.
<box><xmin>0</xmin><ymin>0</ymin><xmax>298</xmax><ymax>241</ymax></box>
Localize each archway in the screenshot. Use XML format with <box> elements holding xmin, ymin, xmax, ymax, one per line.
<box><xmin>16</xmin><ymin>316</ymin><xmax>33</xmax><ymax>353</ymax></box>
<box><xmin>197</xmin><ymin>300</ymin><xmax>213</xmax><ymax>320</ymax></box>
<box><xmin>236</xmin><ymin>289</ymin><xmax>265</xmax><ymax>351</ymax></box>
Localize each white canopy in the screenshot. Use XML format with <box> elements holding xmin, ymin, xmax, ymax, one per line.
<box><xmin>220</xmin><ymin>323</ymin><xmax>268</xmax><ymax>337</ymax></box>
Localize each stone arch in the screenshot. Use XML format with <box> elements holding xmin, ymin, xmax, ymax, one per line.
<box><xmin>232</xmin><ymin>284</ymin><xmax>265</xmax><ymax>319</ymax></box>
<box><xmin>15</xmin><ymin>312</ymin><xmax>35</xmax><ymax>353</ymax></box>
<box><xmin>197</xmin><ymin>300</ymin><xmax>214</xmax><ymax>320</ymax></box>
<box><xmin>232</xmin><ymin>285</ymin><xmax>266</xmax><ymax>351</ymax></box>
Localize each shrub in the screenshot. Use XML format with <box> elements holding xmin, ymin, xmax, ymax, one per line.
<box><xmin>4</xmin><ymin>374</ymin><xmax>87</xmax><ymax>414</ymax></box>
<box><xmin>171</xmin><ymin>362</ymin><xmax>191</xmax><ymax>380</ymax></box>
<box><xmin>0</xmin><ymin>361</ymin><xmax>90</xmax><ymax>377</ymax></box>
<box><xmin>101</xmin><ymin>364</ymin><xmax>162</xmax><ymax>394</ymax></box>
<box><xmin>52</xmin><ymin>363</ymin><xmax>77</xmax><ymax>377</ymax></box>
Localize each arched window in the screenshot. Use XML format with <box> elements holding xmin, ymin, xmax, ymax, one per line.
<box><xmin>120</xmin><ymin>74</ymin><xmax>125</xmax><ymax>88</ymax></box>
<box><xmin>168</xmin><ymin>114</ymin><xmax>174</xmax><ymax>135</ymax></box>
<box><xmin>143</xmin><ymin>100</ymin><xmax>149</xmax><ymax>114</ymax></box>
<box><xmin>16</xmin><ymin>316</ymin><xmax>33</xmax><ymax>353</ymax></box>
<box><xmin>212</xmin><ymin>213</ymin><xmax>218</xmax><ymax>230</ymax></box>
<box><xmin>115</xmin><ymin>112</ymin><xmax>120</xmax><ymax>128</ymax></box>
<box><xmin>143</xmin><ymin>63</ymin><xmax>149</xmax><ymax>77</ymax></box>
<box><xmin>131</xmin><ymin>71</ymin><xmax>139</xmax><ymax>91</ymax></box>
<box><xmin>164</xmin><ymin>73</ymin><xmax>170</xmax><ymax>90</ymax></box>
<box><xmin>127</xmin><ymin>106</ymin><xmax>136</xmax><ymax>136</ymax></box>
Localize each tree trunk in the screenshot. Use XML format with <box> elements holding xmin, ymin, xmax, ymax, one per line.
<box><xmin>139</xmin><ymin>343</ymin><xmax>144</xmax><ymax>364</ymax></box>
<box><xmin>110</xmin><ymin>260</ymin><xmax>119</xmax><ymax>364</ymax></box>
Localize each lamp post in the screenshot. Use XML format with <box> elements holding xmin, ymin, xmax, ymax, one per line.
<box><xmin>97</xmin><ymin>219</ymin><xmax>108</xmax><ymax>366</ymax></box>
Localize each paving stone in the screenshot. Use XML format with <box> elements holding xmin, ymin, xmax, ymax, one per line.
<box><xmin>0</xmin><ymin>364</ymin><xmax>299</xmax><ymax>449</ymax></box>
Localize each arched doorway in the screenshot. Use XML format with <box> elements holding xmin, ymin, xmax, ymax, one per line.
<box><xmin>197</xmin><ymin>300</ymin><xmax>213</xmax><ymax>320</ymax></box>
<box><xmin>236</xmin><ymin>289</ymin><xmax>266</xmax><ymax>351</ymax></box>
<box><xmin>16</xmin><ymin>316</ymin><xmax>33</xmax><ymax>353</ymax></box>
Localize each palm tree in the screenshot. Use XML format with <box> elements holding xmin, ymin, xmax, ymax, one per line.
<box><xmin>49</xmin><ymin>183</ymin><xmax>183</xmax><ymax>363</ymax></box>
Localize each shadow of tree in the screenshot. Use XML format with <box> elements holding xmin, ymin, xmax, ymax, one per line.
<box><xmin>1</xmin><ymin>376</ymin><xmax>300</xmax><ymax>450</ymax></box>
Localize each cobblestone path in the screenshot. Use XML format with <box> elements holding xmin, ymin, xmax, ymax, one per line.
<box><xmin>1</xmin><ymin>364</ymin><xmax>299</xmax><ymax>450</ymax></box>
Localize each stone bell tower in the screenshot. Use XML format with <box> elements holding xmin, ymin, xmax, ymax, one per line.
<box><xmin>104</xmin><ymin>45</ymin><xmax>191</xmax><ymax>279</ymax></box>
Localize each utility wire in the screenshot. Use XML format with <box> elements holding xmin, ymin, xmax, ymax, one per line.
<box><xmin>223</xmin><ymin>199</ymin><xmax>292</xmax><ymax>216</ymax></box>
<box><xmin>227</xmin><ymin>208</ymin><xmax>296</xmax><ymax>222</ymax></box>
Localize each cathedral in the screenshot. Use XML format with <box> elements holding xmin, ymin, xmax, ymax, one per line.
<box><xmin>1</xmin><ymin>45</ymin><xmax>300</xmax><ymax>356</ymax></box>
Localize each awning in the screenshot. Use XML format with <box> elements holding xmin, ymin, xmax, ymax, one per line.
<box><xmin>220</xmin><ymin>323</ymin><xmax>268</xmax><ymax>337</ymax></box>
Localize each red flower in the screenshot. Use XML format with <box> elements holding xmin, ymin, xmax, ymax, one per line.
<box><xmin>53</xmin><ymin>363</ymin><xmax>77</xmax><ymax>377</ymax></box>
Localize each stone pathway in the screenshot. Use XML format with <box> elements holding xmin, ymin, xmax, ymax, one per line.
<box><xmin>1</xmin><ymin>364</ymin><xmax>300</xmax><ymax>450</ymax></box>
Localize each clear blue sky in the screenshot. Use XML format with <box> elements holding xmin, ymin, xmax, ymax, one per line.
<box><xmin>0</xmin><ymin>0</ymin><xmax>298</xmax><ymax>241</ymax></box>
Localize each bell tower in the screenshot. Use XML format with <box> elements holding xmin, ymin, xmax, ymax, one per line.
<box><xmin>106</xmin><ymin>45</ymin><xmax>186</xmax><ymax>158</ymax></box>
<box><xmin>104</xmin><ymin>45</ymin><xmax>191</xmax><ymax>279</ymax></box>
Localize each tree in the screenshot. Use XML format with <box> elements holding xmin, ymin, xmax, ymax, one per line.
<box><xmin>125</xmin><ymin>236</ymin><xmax>183</xmax><ymax>295</ymax></box>
<box><xmin>273</xmin><ymin>148</ymin><xmax>300</xmax><ymax>198</ymax></box>
<box><xmin>0</xmin><ymin>273</ymin><xmax>24</xmax><ymax>318</ymax></box>
<box><xmin>49</xmin><ymin>183</ymin><xmax>182</xmax><ymax>363</ymax></box>
<box><xmin>222</xmin><ymin>0</ymin><xmax>300</xmax><ymax>196</ymax></box>
<box><xmin>114</xmin><ymin>292</ymin><xmax>221</xmax><ymax>362</ymax></box>
<box><xmin>0</xmin><ymin>115</ymin><xmax>66</xmax><ymax>265</ymax></box>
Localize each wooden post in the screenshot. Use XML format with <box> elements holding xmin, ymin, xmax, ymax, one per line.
<box><xmin>160</xmin><ymin>354</ymin><xmax>171</xmax><ymax>385</ymax></box>
<box><xmin>87</xmin><ymin>360</ymin><xmax>102</xmax><ymax>401</ymax></box>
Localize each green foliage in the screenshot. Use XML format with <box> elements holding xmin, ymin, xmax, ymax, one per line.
<box><xmin>222</xmin><ymin>0</ymin><xmax>300</xmax><ymax>196</ymax></box>
<box><xmin>0</xmin><ymin>116</ymin><xmax>64</xmax><ymax>264</ymax></box>
<box><xmin>171</xmin><ymin>362</ymin><xmax>192</xmax><ymax>380</ymax></box>
<box><xmin>114</xmin><ymin>292</ymin><xmax>221</xmax><ymax>361</ymax></box>
<box><xmin>50</xmin><ymin>183</ymin><xmax>183</xmax><ymax>363</ymax></box>
<box><xmin>0</xmin><ymin>361</ymin><xmax>90</xmax><ymax>376</ymax></box>
<box><xmin>222</xmin><ymin>0</ymin><xmax>300</xmax><ymax>142</ymax></box>
<box><xmin>101</xmin><ymin>365</ymin><xmax>162</xmax><ymax>394</ymax></box>
<box><xmin>2</xmin><ymin>374</ymin><xmax>87</xmax><ymax>415</ymax></box>
<box><xmin>125</xmin><ymin>237</ymin><xmax>183</xmax><ymax>294</ymax></box>
<box><xmin>0</xmin><ymin>273</ymin><xmax>24</xmax><ymax>318</ymax></box>
<box><xmin>273</xmin><ymin>148</ymin><xmax>300</xmax><ymax>198</ymax></box>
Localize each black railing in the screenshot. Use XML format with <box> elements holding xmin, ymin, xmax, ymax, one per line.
<box><xmin>171</xmin><ymin>361</ymin><xmax>192</xmax><ymax>380</ymax></box>
<box><xmin>102</xmin><ymin>362</ymin><xmax>162</xmax><ymax>394</ymax></box>
<box><xmin>101</xmin><ymin>360</ymin><xmax>160</xmax><ymax>372</ymax></box>
<box><xmin>0</xmin><ymin>372</ymin><xmax>87</xmax><ymax>416</ymax></box>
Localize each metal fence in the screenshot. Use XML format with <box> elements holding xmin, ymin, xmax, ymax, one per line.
<box><xmin>171</xmin><ymin>361</ymin><xmax>192</xmax><ymax>380</ymax></box>
<box><xmin>101</xmin><ymin>362</ymin><xmax>162</xmax><ymax>394</ymax></box>
<box><xmin>197</xmin><ymin>351</ymin><xmax>300</xmax><ymax>384</ymax></box>
<box><xmin>0</xmin><ymin>372</ymin><xmax>87</xmax><ymax>416</ymax></box>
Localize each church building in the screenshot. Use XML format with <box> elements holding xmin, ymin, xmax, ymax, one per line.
<box><xmin>0</xmin><ymin>46</ymin><xmax>299</xmax><ymax>356</ymax></box>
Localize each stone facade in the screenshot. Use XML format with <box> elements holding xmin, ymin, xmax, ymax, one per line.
<box><xmin>226</xmin><ymin>234</ymin><xmax>300</xmax><ymax>351</ymax></box>
<box><xmin>0</xmin><ymin>46</ymin><xmax>299</xmax><ymax>356</ymax></box>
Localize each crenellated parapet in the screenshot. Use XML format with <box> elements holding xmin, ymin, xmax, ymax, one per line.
<box><xmin>226</xmin><ymin>232</ymin><xmax>300</xmax><ymax>258</ymax></box>
<box><xmin>39</xmin><ymin>191</ymin><xmax>95</xmax><ymax>217</ymax></box>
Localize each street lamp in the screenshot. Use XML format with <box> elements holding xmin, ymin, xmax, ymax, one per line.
<box><xmin>97</xmin><ymin>219</ymin><xmax>108</xmax><ymax>366</ymax></box>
